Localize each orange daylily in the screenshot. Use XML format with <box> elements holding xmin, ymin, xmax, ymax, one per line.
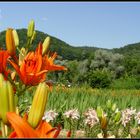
<box><xmin>0</xmin><ymin>50</ymin><xmax>10</xmax><ymax>78</ymax></box>
<box><xmin>8</xmin><ymin>42</ymin><xmax>67</xmax><ymax>86</ymax></box>
<box><xmin>7</xmin><ymin>112</ymin><xmax>61</xmax><ymax>138</ymax></box>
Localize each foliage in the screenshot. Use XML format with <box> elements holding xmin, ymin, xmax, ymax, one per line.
<box><xmin>90</xmin><ymin>49</ymin><xmax>125</xmax><ymax>79</ymax></box>
<box><xmin>110</xmin><ymin>76</ymin><xmax>140</xmax><ymax>89</ymax></box>
<box><xmin>87</xmin><ymin>69</ymin><xmax>112</xmax><ymax>88</ymax></box>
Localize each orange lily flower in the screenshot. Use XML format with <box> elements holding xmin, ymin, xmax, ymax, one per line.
<box><xmin>7</xmin><ymin>112</ymin><xmax>61</xmax><ymax>138</ymax></box>
<box><xmin>42</xmin><ymin>52</ymin><xmax>67</xmax><ymax>71</ymax></box>
<box><xmin>0</xmin><ymin>50</ymin><xmax>10</xmax><ymax>78</ymax></box>
<box><xmin>8</xmin><ymin>43</ymin><xmax>67</xmax><ymax>86</ymax></box>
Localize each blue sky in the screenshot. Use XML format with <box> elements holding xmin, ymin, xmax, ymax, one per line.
<box><xmin>0</xmin><ymin>2</ymin><xmax>140</xmax><ymax>49</ymax></box>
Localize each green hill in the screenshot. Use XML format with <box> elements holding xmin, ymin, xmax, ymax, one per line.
<box><xmin>0</xmin><ymin>29</ymin><xmax>98</xmax><ymax>60</ymax></box>
<box><xmin>112</xmin><ymin>42</ymin><xmax>140</xmax><ymax>57</ymax></box>
<box><xmin>0</xmin><ymin>29</ymin><xmax>140</xmax><ymax>60</ymax></box>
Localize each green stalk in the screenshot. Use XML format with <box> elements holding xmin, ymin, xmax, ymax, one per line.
<box><xmin>102</xmin><ymin>129</ymin><xmax>108</xmax><ymax>138</ymax></box>
<box><xmin>16</xmin><ymin>46</ymin><xmax>21</xmax><ymax>54</ymax></box>
<box><xmin>7</xmin><ymin>75</ymin><xmax>16</xmax><ymax>89</ymax></box>
<box><xmin>1</xmin><ymin>121</ymin><xmax>6</xmax><ymax>138</ymax></box>
<box><xmin>26</xmin><ymin>37</ymin><xmax>32</xmax><ymax>50</ymax></box>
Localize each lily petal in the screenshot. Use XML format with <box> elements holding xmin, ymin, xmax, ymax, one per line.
<box><xmin>7</xmin><ymin>112</ymin><xmax>38</xmax><ymax>138</ymax></box>
<box><xmin>0</xmin><ymin>50</ymin><xmax>10</xmax><ymax>78</ymax></box>
<box><xmin>35</xmin><ymin>120</ymin><xmax>55</xmax><ymax>138</ymax></box>
<box><xmin>8</xmin><ymin>59</ymin><xmax>26</xmax><ymax>83</ymax></box>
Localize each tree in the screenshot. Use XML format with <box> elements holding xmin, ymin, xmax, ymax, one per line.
<box><xmin>90</xmin><ymin>49</ymin><xmax>125</xmax><ymax>79</ymax></box>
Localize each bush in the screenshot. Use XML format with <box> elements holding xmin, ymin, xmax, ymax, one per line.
<box><xmin>88</xmin><ymin>70</ymin><xmax>112</xmax><ymax>88</ymax></box>
<box><xmin>110</xmin><ymin>76</ymin><xmax>140</xmax><ymax>89</ymax></box>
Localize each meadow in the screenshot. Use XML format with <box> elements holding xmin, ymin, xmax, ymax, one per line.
<box><xmin>18</xmin><ymin>85</ymin><xmax>140</xmax><ymax>138</ymax></box>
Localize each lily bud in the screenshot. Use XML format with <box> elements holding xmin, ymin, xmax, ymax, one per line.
<box><xmin>28</xmin><ymin>82</ymin><xmax>49</xmax><ymax>128</ymax></box>
<box><xmin>0</xmin><ymin>78</ymin><xmax>16</xmax><ymax>125</ymax></box>
<box><xmin>96</xmin><ymin>106</ymin><xmax>103</xmax><ymax>120</ymax></box>
<box><xmin>27</xmin><ymin>20</ymin><xmax>35</xmax><ymax>38</ymax></box>
<box><xmin>42</xmin><ymin>36</ymin><xmax>51</xmax><ymax>56</ymax></box>
<box><xmin>30</xmin><ymin>31</ymin><xmax>36</xmax><ymax>44</ymax></box>
<box><xmin>7</xmin><ymin>81</ymin><xmax>16</xmax><ymax>111</ymax></box>
<box><xmin>114</xmin><ymin>111</ymin><xmax>121</xmax><ymax>122</ymax></box>
<box><xmin>0</xmin><ymin>74</ymin><xmax>5</xmax><ymax>119</ymax></box>
<box><xmin>6</xmin><ymin>28</ymin><xmax>16</xmax><ymax>56</ymax></box>
<box><xmin>106</xmin><ymin>100</ymin><xmax>112</xmax><ymax>109</ymax></box>
<box><xmin>12</xmin><ymin>29</ymin><xmax>19</xmax><ymax>47</ymax></box>
<box><xmin>0</xmin><ymin>73</ymin><xmax>4</xmax><ymax>86</ymax></box>
<box><xmin>101</xmin><ymin>116</ymin><xmax>107</xmax><ymax>130</ymax></box>
<box><xmin>112</xmin><ymin>103</ymin><xmax>117</xmax><ymax>112</ymax></box>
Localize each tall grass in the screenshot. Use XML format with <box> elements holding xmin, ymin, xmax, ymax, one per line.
<box><xmin>47</xmin><ymin>86</ymin><xmax>140</xmax><ymax>113</ymax></box>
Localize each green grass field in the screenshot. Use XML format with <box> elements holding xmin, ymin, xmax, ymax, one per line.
<box><xmin>47</xmin><ymin>86</ymin><xmax>140</xmax><ymax>113</ymax></box>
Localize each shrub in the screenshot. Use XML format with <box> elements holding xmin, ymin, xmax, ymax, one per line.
<box><xmin>88</xmin><ymin>70</ymin><xmax>112</xmax><ymax>88</ymax></box>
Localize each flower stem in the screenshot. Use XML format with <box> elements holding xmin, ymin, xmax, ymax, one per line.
<box><xmin>102</xmin><ymin>129</ymin><xmax>108</xmax><ymax>138</ymax></box>
<box><xmin>1</xmin><ymin>121</ymin><xmax>6</xmax><ymax>138</ymax></box>
<box><xmin>26</xmin><ymin>37</ymin><xmax>31</xmax><ymax>49</ymax></box>
<box><xmin>7</xmin><ymin>75</ymin><xmax>16</xmax><ymax>89</ymax></box>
